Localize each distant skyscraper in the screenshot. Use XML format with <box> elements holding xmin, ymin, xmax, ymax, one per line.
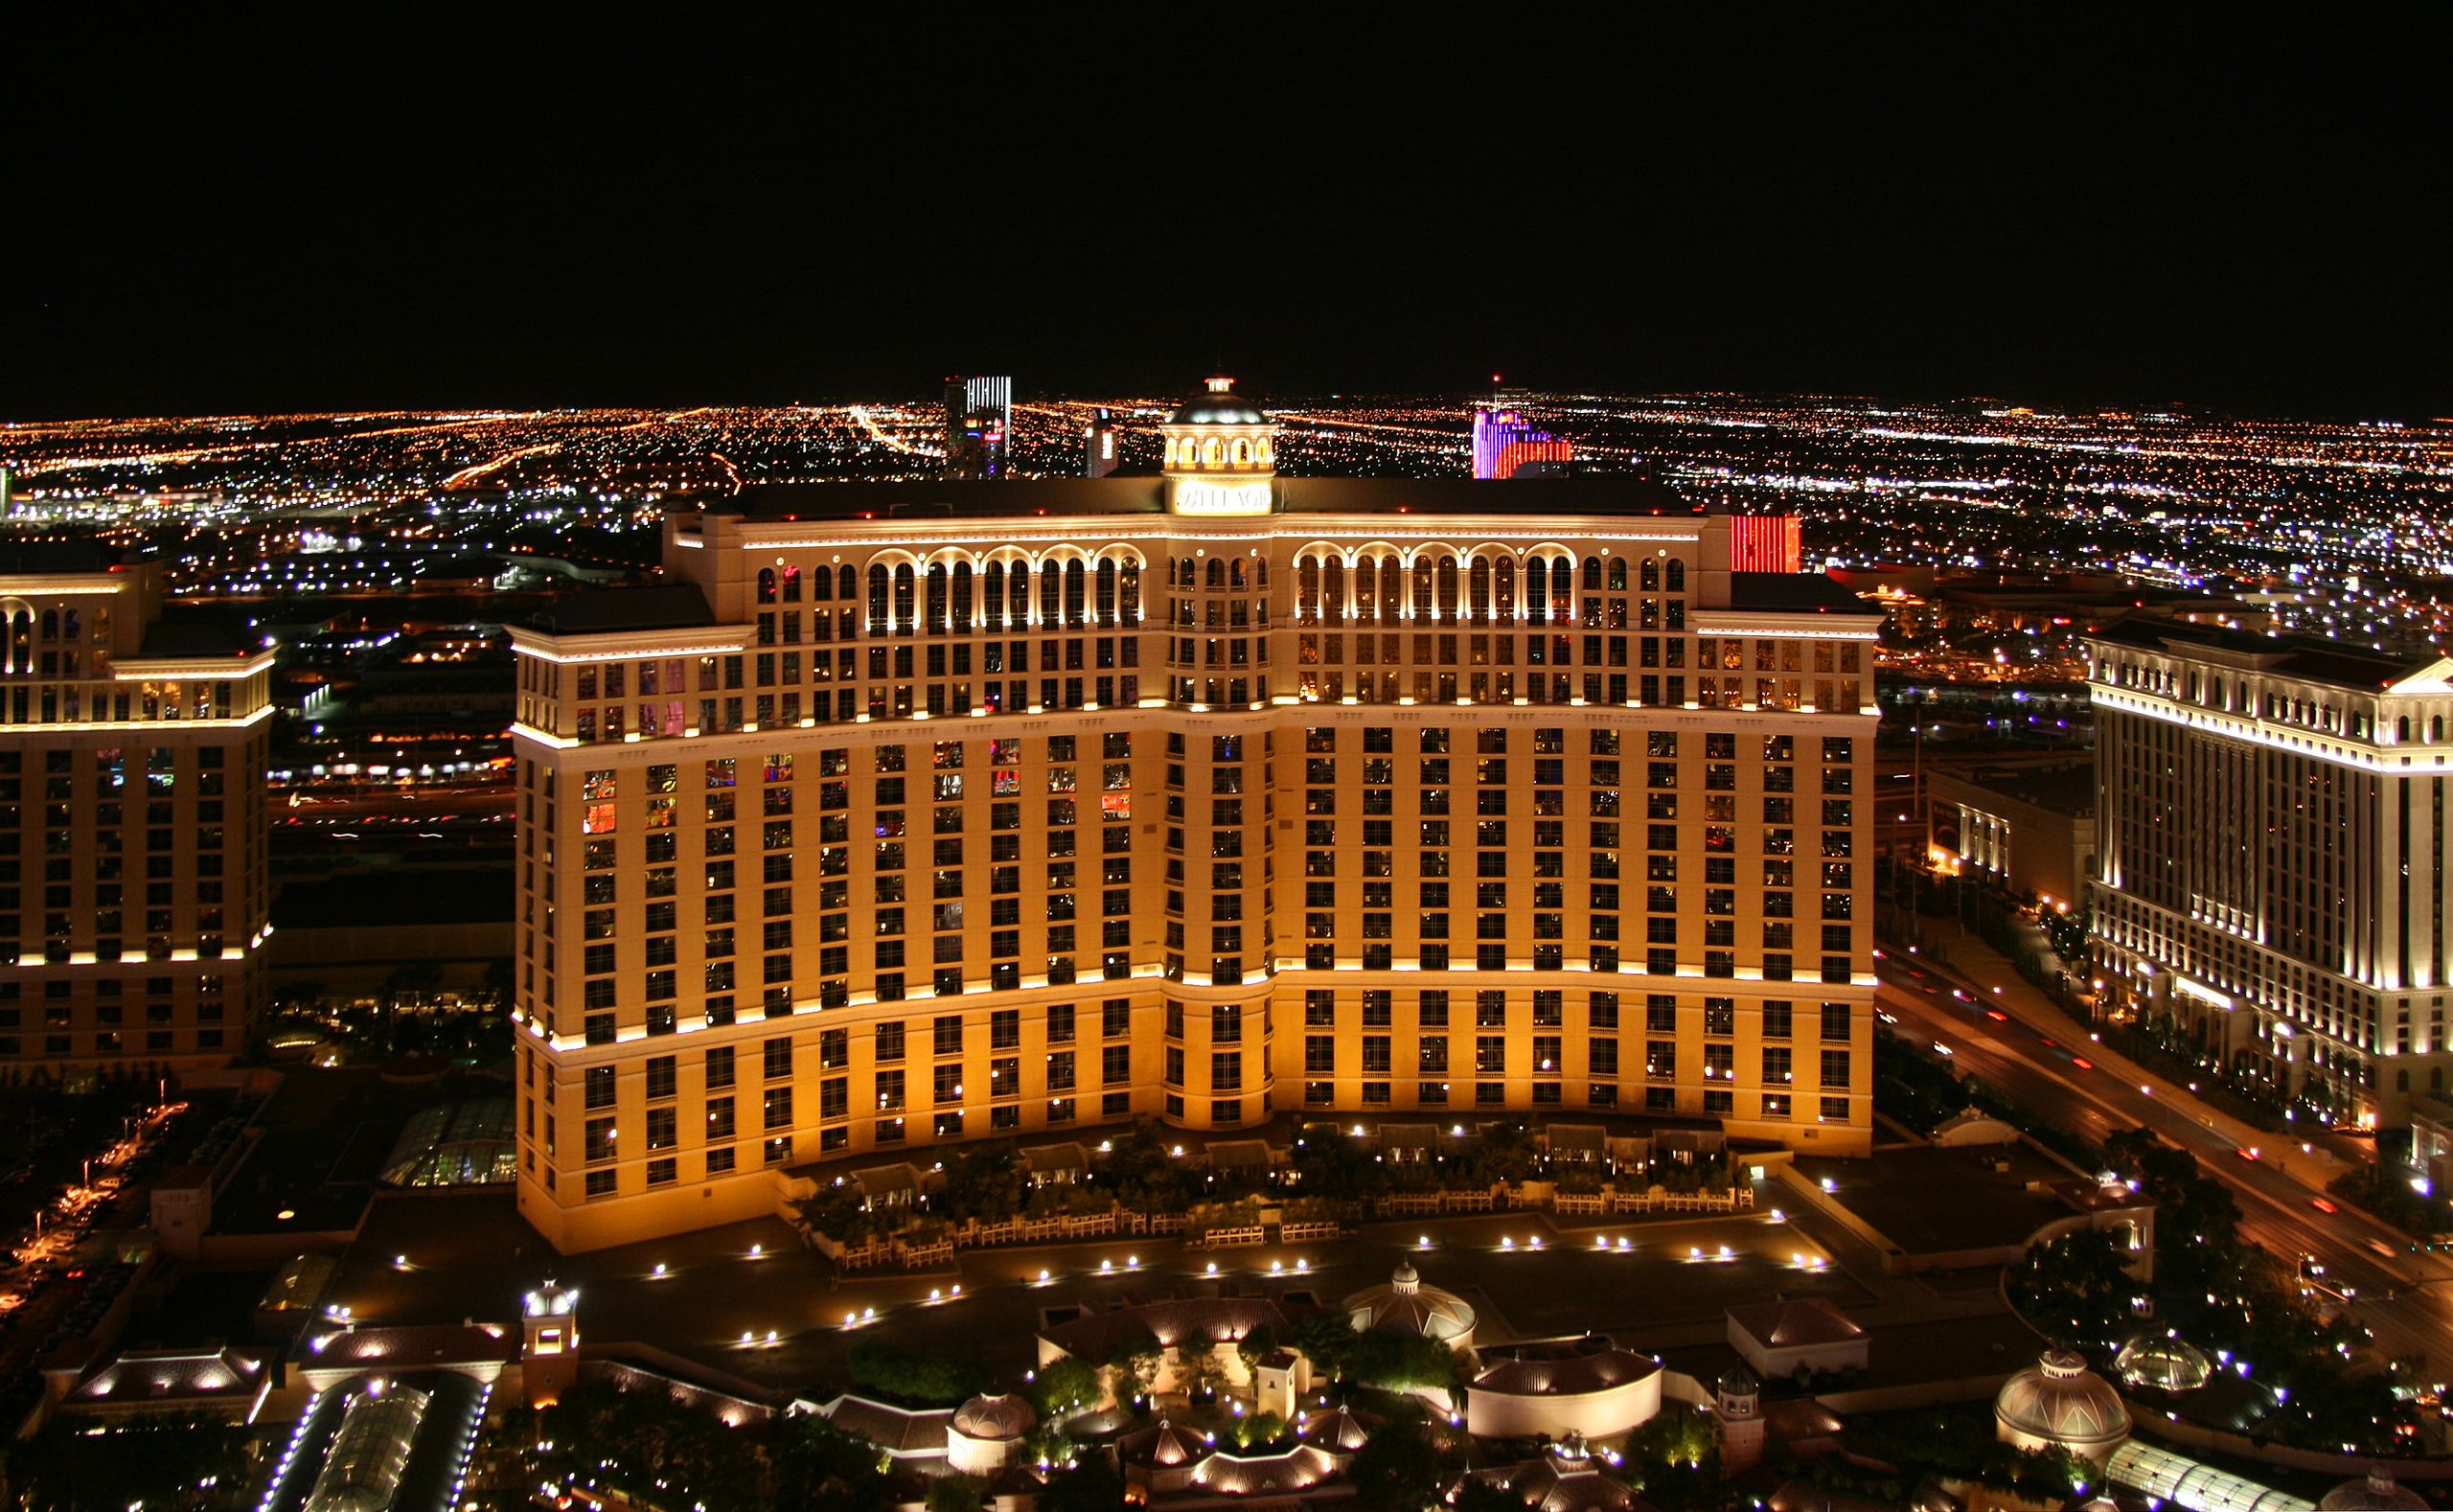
<box><xmin>1471</xmin><ymin>407</ymin><xmax>1573</xmax><ymax>480</ymax></box>
<box><xmin>1083</xmin><ymin>408</ymin><xmax>1119</xmax><ymax>478</ymax></box>
<box><xmin>943</xmin><ymin>376</ymin><xmax>1012</xmax><ymax>480</ymax></box>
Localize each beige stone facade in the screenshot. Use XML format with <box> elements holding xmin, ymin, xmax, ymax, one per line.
<box><xmin>0</xmin><ymin>550</ymin><xmax>272</xmax><ymax>1081</ymax></box>
<box><xmin>508</xmin><ymin>417</ymin><xmax>1882</xmax><ymax>1250</ymax></box>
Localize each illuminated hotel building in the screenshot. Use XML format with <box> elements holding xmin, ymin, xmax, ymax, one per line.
<box><xmin>510</xmin><ymin>378</ymin><xmax>1882</xmax><ymax>1250</ymax></box>
<box><xmin>0</xmin><ymin>545</ymin><xmax>273</xmax><ymax>1080</ymax></box>
<box><xmin>2090</xmin><ymin>617</ymin><xmax>2453</xmax><ymax>1130</ymax></box>
<box><xmin>1470</xmin><ymin>408</ymin><xmax>1573</xmax><ymax>481</ymax></box>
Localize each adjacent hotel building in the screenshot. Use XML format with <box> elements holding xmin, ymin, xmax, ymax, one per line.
<box><xmin>510</xmin><ymin>382</ymin><xmax>1883</xmax><ymax>1250</ymax></box>
<box><xmin>0</xmin><ymin>544</ymin><xmax>274</xmax><ymax>1080</ymax></box>
<box><xmin>2089</xmin><ymin>616</ymin><xmax>2453</xmax><ymax>1129</ymax></box>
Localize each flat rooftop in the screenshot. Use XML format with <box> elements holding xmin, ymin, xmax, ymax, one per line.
<box><xmin>1795</xmin><ymin>1143</ymin><xmax>2077</xmax><ymax>1258</ymax></box>
<box><xmin>712</xmin><ymin>473</ymin><xmax>1706</xmax><ymax>524</ymax></box>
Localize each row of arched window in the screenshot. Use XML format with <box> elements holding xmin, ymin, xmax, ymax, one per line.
<box><xmin>1294</xmin><ymin>553</ymin><xmax>1685</xmax><ymax>625</ymax></box>
<box><xmin>754</xmin><ymin>563</ymin><xmax>860</xmax><ymax>605</ymax></box>
<box><xmin>1164</xmin><ymin>557</ymin><xmax>1272</xmax><ymax>591</ymax></box>
<box><xmin>860</xmin><ymin>559</ymin><xmax>1142</xmax><ymax>636</ymax></box>
<box><xmin>1163</xmin><ymin>435</ymin><xmax>1273</xmax><ymax>468</ymax></box>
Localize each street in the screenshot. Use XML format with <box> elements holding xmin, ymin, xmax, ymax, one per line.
<box><xmin>1878</xmin><ymin>947</ymin><xmax>2453</xmax><ymax>1381</ymax></box>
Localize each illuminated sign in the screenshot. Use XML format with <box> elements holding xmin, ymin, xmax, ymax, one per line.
<box><xmin>1169</xmin><ymin>480</ymin><xmax>1273</xmax><ymax>516</ymax></box>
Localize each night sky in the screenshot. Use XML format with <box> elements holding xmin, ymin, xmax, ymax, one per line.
<box><xmin>9</xmin><ymin>14</ymin><xmax>2442</xmax><ymax>420</ymax></box>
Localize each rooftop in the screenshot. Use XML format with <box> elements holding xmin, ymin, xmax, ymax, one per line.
<box><xmin>2091</xmin><ymin>613</ymin><xmax>2432</xmax><ymax>691</ymax></box>
<box><xmin>520</xmin><ymin>582</ymin><xmax>711</xmax><ymax>635</ymax></box>
<box><xmin>714</xmin><ymin>472</ymin><xmax>1702</xmax><ymax>524</ymax></box>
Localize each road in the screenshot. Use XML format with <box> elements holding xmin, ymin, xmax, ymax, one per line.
<box><xmin>1879</xmin><ymin>954</ymin><xmax>2453</xmax><ymax>1379</ymax></box>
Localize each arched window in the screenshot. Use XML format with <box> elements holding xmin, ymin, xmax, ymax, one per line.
<box><xmin>1041</xmin><ymin>561</ymin><xmax>1063</xmax><ymax>625</ymax></box>
<box><xmin>2400</xmin><ymin>717</ymin><xmax>2412</xmax><ymax>744</ymax></box>
<box><xmin>867</xmin><ymin>564</ymin><xmax>890</xmax><ymax>634</ymax></box>
<box><xmin>1064</xmin><ymin>560</ymin><xmax>1087</xmax><ymax>627</ymax></box>
<box><xmin>1435</xmin><ymin>555</ymin><xmax>1459</xmax><ymax>617</ymax></box>
<box><xmin>1525</xmin><ymin>560</ymin><xmax>1548</xmax><ymax>625</ymax></box>
<box><xmin>2398</xmin><ymin>1068</ymin><xmax>2412</xmax><ymax>1092</ymax></box>
<box><xmin>1412</xmin><ymin>556</ymin><xmax>1435</xmax><ymax>617</ymax></box>
<box><xmin>1228</xmin><ymin>557</ymin><xmax>1247</xmax><ymax>590</ymax></box>
<box><xmin>1095</xmin><ymin>560</ymin><xmax>1117</xmax><ymax>625</ymax></box>
<box><xmin>1639</xmin><ymin>559</ymin><xmax>1660</xmax><ymax>592</ymax></box>
<box><xmin>781</xmin><ymin>563</ymin><xmax>802</xmax><ymax>602</ymax></box>
<box><xmin>1379</xmin><ymin>557</ymin><xmax>1399</xmax><ymax>624</ymax></box>
<box><xmin>1354</xmin><ymin>556</ymin><xmax>1377</xmax><ymax>622</ymax></box>
<box><xmin>1320</xmin><ymin>557</ymin><xmax>1343</xmax><ymax>622</ymax></box>
<box><xmin>757</xmin><ymin>568</ymin><xmax>777</xmax><ymax>605</ymax></box>
<box><xmin>1606</xmin><ymin>558</ymin><xmax>1627</xmax><ymax>592</ymax></box>
<box><xmin>1119</xmin><ymin>561</ymin><xmax>1140</xmax><ymax>625</ymax></box>
<box><xmin>1666</xmin><ymin>560</ymin><xmax>1686</xmax><ymax>593</ymax></box>
<box><xmin>951</xmin><ymin>562</ymin><xmax>974</xmax><ymax>633</ymax></box>
<box><xmin>809</xmin><ymin>565</ymin><xmax>831</xmax><ymax>603</ymax></box>
<box><xmin>838</xmin><ymin>565</ymin><xmax>858</xmax><ymax>601</ymax></box>
<box><xmin>893</xmin><ymin>564</ymin><xmax>917</xmax><ymax>634</ymax></box>
<box><xmin>925</xmin><ymin>564</ymin><xmax>949</xmax><ymax>630</ymax></box>
<box><xmin>1202</xmin><ymin>437</ymin><xmax>1222</xmax><ymax>465</ymax></box>
<box><xmin>983</xmin><ymin>562</ymin><xmax>1005</xmax><ymax>631</ymax></box>
<box><xmin>1494</xmin><ymin>557</ymin><xmax>1515</xmax><ymax>620</ymax></box>
<box><xmin>1009</xmin><ymin>562</ymin><xmax>1031</xmax><ymax>626</ymax></box>
<box><xmin>1582</xmin><ymin>557</ymin><xmax>1602</xmax><ymax>592</ymax></box>
<box><xmin>1297</xmin><ymin>559</ymin><xmax>1320</xmax><ymax>620</ymax></box>
<box><xmin>1231</xmin><ymin>438</ymin><xmax>1251</xmax><ymax>465</ymax></box>
<box><xmin>1180</xmin><ymin>558</ymin><xmax>1196</xmax><ymax>587</ymax></box>
<box><xmin>2436</xmin><ymin>716</ymin><xmax>2446</xmax><ymax>744</ymax></box>
<box><xmin>1468</xmin><ymin>558</ymin><xmax>1491</xmax><ymax>621</ymax></box>
<box><xmin>1206</xmin><ymin>558</ymin><xmax>1226</xmax><ymax>589</ymax></box>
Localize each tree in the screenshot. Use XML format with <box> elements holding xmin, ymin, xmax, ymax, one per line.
<box><xmin>2013</xmin><ymin>1228</ymin><xmax>2140</xmax><ymax>1346</ymax></box>
<box><xmin>937</xmin><ymin>1139</ymin><xmax>1024</xmax><ymax>1222</ymax></box>
<box><xmin>533</xmin><ymin>1381</ymin><xmax>765</xmax><ymax>1512</ymax></box>
<box><xmin>846</xmin><ymin>1338</ymin><xmax>988</xmax><ymax>1407</ymax></box>
<box><xmin>1292</xmin><ymin>1128</ymin><xmax>1386</xmax><ymax>1202</ymax></box>
<box><xmin>1449</xmin><ymin>1479</ymin><xmax>1521</xmax><ymax>1512</ymax></box>
<box><xmin>9</xmin><ymin>1412</ymin><xmax>251</xmax><ymax>1512</ymax></box>
<box><xmin>1038</xmin><ymin>1452</ymin><xmax>1128</xmax><ymax>1512</ymax></box>
<box><xmin>1095</xmin><ymin>1120</ymin><xmax>1198</xmax><ymax>1212</ymax></box>
<box><xmin>1348</xmin><ymin>1411</ymin><xmax>1446</xmax><ymax>1512</ymax></box>
<box><xmin>1462</xmin><ymin>1120</ymin><xmax>1539</xmax><ymax>1185</ymax></box>
<box><xmin>1292</xmin><ymin>1312</ymin><xmax>1359</xmax><ymax>1382</ymax></box>
<box><xmin>1102</xmin><ymin>1325</ymin><xmax>1162</xmax><ymax>1408</ymax></box>
<box><xmin>1345</xmin><ymin>1330</ymin><xmax>1462</xmax><ymax>1400</ymax></box>
<box><xmin>925</xmin><ymin>1476</ymin><xmax>986</xmax><ymax>1512</ymax></box>
<box><xmin>1031</xmin><ymin>1357</ymin><xmax>1104</xmax><ymax>1422</ymax></box>
<box><xmin>768</xmin><ymin>1412</ymin><xmax>896</xmax><ymax>1512</ymax></box>
<box><xmin>1237</xmin><ymin>1409</ymin><xmax>1286</xmax><ymax>1450</ymax></box>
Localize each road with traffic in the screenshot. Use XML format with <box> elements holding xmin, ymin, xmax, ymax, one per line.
<box><xmin>1879</xmin><ymin>950</ymin><xmax>2453</xmax><ymax>1381</ymax></box>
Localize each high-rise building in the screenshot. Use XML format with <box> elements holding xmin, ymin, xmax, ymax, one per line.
<box><xmin>0</xmin><ymin>544</ymin><xmax>273</xmax><ymax>1081</ymax></box>
<box><xmin>943</xmin><ymin>376</ymin><xmax>1013</xmax><ymax>481</ymax></box>
<box><xmin>1471</xmin><ymin>408</ymin><xmax>1573</xmax><ymax>481</ymax></box>
<box><xmin>2088</xmin><ymin>617</ymin><xmax>2453</xmax><ymax>1130</ymax></box>
<box><xmin>1084</xmin><ymin>408</ymin><xmax>1119</xmax><ymax>479</ymax></box>
<box><xmin>508</xmin><ymin>378</ymin><xmax>1882</xmax><ymax>1251</ymax></box>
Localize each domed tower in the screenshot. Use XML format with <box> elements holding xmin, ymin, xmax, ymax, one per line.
<box><xmin>1715</xmin><ymin>1363</ymin><xmax>1765</xmax><ymax>1475</ymax></box>
<box><xmin>1154</xmin><ymin>375</ymin><xmax>1281</xmax><ymax>1134</ymax></box>
<box><xmin>1161</xmin><ymin>376</ymin><xmax>1276</xmax><ymax>517</ymax></box>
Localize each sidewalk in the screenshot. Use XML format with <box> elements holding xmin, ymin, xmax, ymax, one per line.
<box><xmin>1889</xmin><ymin>931</ymin><xmax>2354</xmax><ymax>1197</ymax></box>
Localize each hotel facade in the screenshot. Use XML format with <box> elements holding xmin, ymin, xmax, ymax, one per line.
<box><xmin>510</xmin><ymin>384</ymin><xmax>1883</xmax><ymax>1250</ymax></box>
<box><xmin>0</xmin><ymin>546</ymin><xmax>273</xmax><ymax>1081</ymax></box>
<box><xmin>2089</xmin><ymin>616</ymin><xmax>2453</xmax><ymax>1130</ymax></box>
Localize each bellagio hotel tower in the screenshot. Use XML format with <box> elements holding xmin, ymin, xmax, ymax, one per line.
<box><xmin>510</xmin><ymin>381</ymin><xmax>1882</xmax><ymax>1250</ymax></box>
